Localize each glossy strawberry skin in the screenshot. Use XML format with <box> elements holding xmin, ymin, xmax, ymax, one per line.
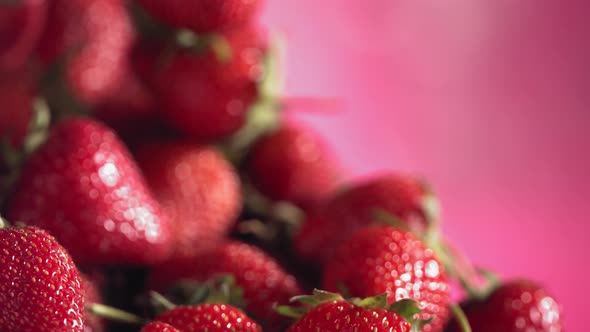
<box><xmin>149</xmin><ymin>241</ymin><xmax>302</xmax><ymax>329</ymax></box>
<box><xmin>323</xmin><ymin>226</ymin><xmax>450</xmax><ymax>332</ymax></box>
<box><xmin>150</xmin><ymin>304</ymin><xmax>262</xmax><ymax>332</ymax></box>
<box><xmin>286</xmin><ymin>300</ymin><xmax>411</xmax><ymax>332</ymax></box>
<box><xmin>36</xmin><ymin>0</ymin><xmax>133</xmax><ymax>104</ymax></box>
<box><xmin>141</xmin><ymin>321</ymin><xmax>180</xmax><ymax>332</ymax></box>
<box><xmin>137</xmin><ymin>0</ymin><xmax>262</xmax><ymax>33</ymax></box>
<box><xmin>145</xmin><ymin>28</ymin><xmax>264</xmax><ymax>141</ymax></box>
<box><xmin>247</xmin><ymin>124</ymin><xmax>340</xmax><ymax>209</ymax></box>
<box><xmin>0</xmin><ymin>226</ymin><xmax>84</xmax><ymax>332</ymax></box>
<box><xmin>446</xmin><ymin>280</ymin><xmax>562</xmax><ymax>332</ymax></box>
<box><xmin>294</xmin><ymin>173</ymin><xmax>433</xmax><ymax>265</ymax></box>
<box><xmin>7</xmin><ymin>118</ymin><xmax>173</xmax><ymax>266</ymax></box>
<box><xmin>135</xmin><ymin>142</ymin><xmax>241</xmax><ymax>259</ymax></box>
<box><xmin>0</xmin><ymin>0</ymin><xmax>47</xmax><ymax>71</ymax></box>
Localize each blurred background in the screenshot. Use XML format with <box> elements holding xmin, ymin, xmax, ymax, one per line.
<box><xmin>262</xmin><ymin>1</ymin><xmax>589</xmax><ymax>330</ymax></box>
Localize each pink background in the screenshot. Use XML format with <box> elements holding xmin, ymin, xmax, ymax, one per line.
<box><xmin>262</xmin><ymin>1</ymin><xmax>589</xmax><ymax>330</ymax></box>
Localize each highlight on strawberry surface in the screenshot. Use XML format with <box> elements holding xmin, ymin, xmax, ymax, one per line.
<box><xmin>0</xmin><ymin>0</ymin><xmax>563</xmax><ymax>331</ymax></box>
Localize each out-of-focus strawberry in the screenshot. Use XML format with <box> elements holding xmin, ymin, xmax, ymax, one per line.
<box><xmin>37</xmin><ymin>0</ymin><xmax>133</xmax><ymax>105</ymax></box>
<box><xmin>0</xmin><ymin>0</ymin><xmax>47</xmax><ymax>71</ymax></box>
<box><xmin>149</xmin><ymin>241</ymin><xmax>302</xmax><ymax>330</ymax></box>
<box><xmin>247</xmin><ymin>123</ymin><xmax>339</xmax><ymax>209</ymax></box>
<box><xmin>0</xmin><ymin>70</ymin><xmax>35</xmax><ymax>147</ymax></box>
<box><xmin>294</xmin><ymin>173</ymin><xmax>438</xmax><ymax>265</ymax></box>
<box><xmin>323</xmin><ymin>226</ymin><xmax>451</xmax><ymax>332</ymax></box>
<box><xmin>143</xmin><ymin>27</ymin><xmax>265</xmax><ymax>141</ymax></box>
<box><xmin>135</xmin><ymin>142</ymin><xmax>241</xmax><ymax>259</ymax></box>
<box><xmin>6</xmin><ymin>118</ymin><xmax>173</xmax><ymax>266</ymax></box>
<box><xmin>445</xmin><ymin>280</ymin><xmax>563</xmax><ymax>332</ymax></box>
<box><xmin>136</xmin><ymin>0</ymin><xmax>263</xmax><ymax>33</ymax></box>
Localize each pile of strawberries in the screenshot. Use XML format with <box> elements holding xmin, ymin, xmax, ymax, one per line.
<box><xmin>0</xmin><ymin>1</ymin><xmax>563</xmax><ymax>332</ymax></box>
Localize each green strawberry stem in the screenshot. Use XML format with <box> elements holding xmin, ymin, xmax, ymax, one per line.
<box><xmin>450</xmin><ymin>304</ymin><xmax>472</xmax><ymax>332</ymax></box>
<box><xmin>149</xmin><ymin>291</ymin><xmax>177</xmax><ymax>311</ymax></box>
<box><xmin>86</xmin><ymin>303</ymin><xmax>146</xmax><ymax>325</ymax></box>
<box><xmin>0</xmin><ymin>215</ymin><xmax>8</xmax><ymax>228</ymax></box>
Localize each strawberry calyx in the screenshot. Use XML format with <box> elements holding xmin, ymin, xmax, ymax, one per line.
<box><xmin>276</xmin><ymin>289</ymin><xmax>433</xmax><ymax>332</ymax></box>
<box><xmin>150</xmin><ymin>275</ymin><xmax>247</xmax><ymax>316</ymax></box>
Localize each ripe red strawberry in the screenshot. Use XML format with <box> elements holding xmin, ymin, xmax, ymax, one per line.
<box><xmin>294</xmin><ymin>173</ymin><xmax>438</xmax><ymax>265</ymax></box>
<box><xmin>0</xmin><ymin>70</ymin><xmax>34</xmax><ymax>147</ymax></box>
<box><xmin>149</xmin><ymin>241</ymin><xmax>302</xmax><ymax>329</ymax></box>
<box><xmin>6</xmin><ymin>118</ymin><xmax>173</xmax><ymax>266</ymax></box>
<box><xmin>0</xmin><ymin>0</ymin><xmax>47</xmax><ymax>71</ymax></box>
<box><xmin>0</xmin><ymin>226</ymin><xmax>85</xmax><ymax>332</ymax></box>
<box><xmin>137</xmin><ymin>0</ymin><xmax>262</xmax><ymax>33</ymax></box>
<box><xmin>80</xmin><ymin>273</ymin><xmax>105</xmax><ymax>332</ymax></box>
<box><xmin>323</xmin><ymin>226</ymin><xmax>450</xmax><ymax>332</ymax></box>
<box><xmin>445</xmin><ymin>280</ymin><xmax>562</xmax><ymax>332</ymax></box>
<box><xmin>247</xmin><ymin>123</ymin><xmax>340</xmax><ymax>209</ymax></box>
<box><xmin>135</xmin><ymin>142</ymin><xmax>241</xmax><ymax>259</ymax></box>
<box><xmin>36</xmin><ymin>0</ymin><xmax>133</xmax><ymax>104</ymax></box>
<box><xmin>141</xmin><ymin>321</ymin><xmax>180</xmax><ymax>332</ymax></box>
<box><xmin>143</xmin><ymin>304</ymin><xmax>262</xmax><ymax>332</ymax></box>
<box><xmin>281</xmin><ymin>291</ymin><xmax>414</xmax><ymax>332</ymax></box>
<box><xmin>144</xmin><ymin>28</ymin><xmax>264</xmax><ymax>141</ymax></box>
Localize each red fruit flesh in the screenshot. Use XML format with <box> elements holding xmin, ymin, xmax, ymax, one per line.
<box><xmin>149</xmin><ymin>241</ymin><xmax>302</xmax><ymax>329</ymax></box>
<box><xmin>137</xmin><ymin>0</ymin><xmax>262</xmax><ymax>33</ymax></box>
<box><xmin>152</xmin><ymin>304</ymin><xmax>262</xmax><ymax>332</ymax></box>
<box><xmin>247</xmin><ymin>124</ymin><xmax>340</xmax><ymax>208</ymax></box>
<box><xmin>0</xmin><ymin>226</ymin><xmax>84</xmax><ymax>332</ymax></box>
<box><xmin>141</xmin><ymin>322</ymin><xmax>181</xmax><ymax>332</ymax></box>
<box><xmin>323</xmin><ymin>226</ymin><xmax>450</xmax><ymax>332</ymax></box>
<box><xmin>286</xmin><ymin>300</ymin><xmax>411</xmax><ymax>332</ymax></box>
<box><xmin>0</xmin><ymin>0</ymin><xmax>47</xmax><ymax>71</ymax></box>
<box><xmin>7</xmin><ymin>118</ymin><xmax>173</xmax><ymax>266</ymax></box>
<box><xmin>135</xmin><ymin>142</ymin><xmax>241</xmax><ymax>259</ymax></box>
<box><xmin>295</xmin><ymin>173</ymin><xmax>433</xmax><ymax>265</ymax></box>
<box><xmin>447</xmin><ymin>280</ymin><xmax>562</xmax><ymax>332</ymax></box>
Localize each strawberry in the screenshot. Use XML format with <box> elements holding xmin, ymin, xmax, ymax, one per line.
<box><xmin>294</xmin><ymin>173</ymin><xmax>438</xmax><ymax>265</ymax></box>
<box><xmin>279</xmin><ymin>290</ymin><xmax>416</xmax><ymax>332</ymax></box>
<box><xmin>37</xmin><ymin>0</ymin><xmax>133</xmax><ymax>104</ymax></box>
<box><xmin>445</xmin><ymin>280</ymin><xmax>562</xmax><ymax>332</ymax></box>
<box><xmin>81</xmin><ymin>273</ymin><xmax>106</xmax><ymax>332</ymax></box>
<box><xmin>136</xmin><ymin>0</ymin><xmax>262</xmax><ymax>33</ymax></box>
<box><xmin>135</xmin><ymin>142</ymin><xmax>241</xmax><ymax>259</ymax></box>
<box><xmin>0</xmin><ymin>70</ymin><xmax>34</xmax><ymax>148</ymax></box>
<box><xmin>141</xmin><ymin>321</ymin><xmax>180</xmax><ymax>332</ymax></box>
<box><xmin>149</xmin><ymin>241</ymin><xmax>302</xmax><ymax>330</ymax></box>
<box><xmin>144</xmin><ymin>28</ymin><xmax>264</xmax><ymax>141</ymax></box>
<box><xmin>143</xmin><ymin>304</ymin><xmax>262</xmax><ymax>332</ymax></box>
<box><xmin>6</xmin><ymin>117</ymin><xmax>173</xmax><ymax>266</ymax></box>
<box><xmin>0</xmin><ymin>0</ymin><xmax>47</xmax><ymax>71</ymax></box>
<box><xmin>0</xmin><ymin>226</ymin><xmax>85</xmax><ymax>332</ymax></box>
<box><xmin>247</xmin><ymin>123</ymin><xmax>340</xmax><ymax>209</ymax></box>
<box><xmin>323</xmin><ymin>226</ymin><xmax>450</xmax><ymax>332</ymax></box>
